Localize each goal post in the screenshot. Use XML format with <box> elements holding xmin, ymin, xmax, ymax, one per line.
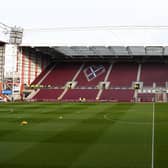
<box><xmin>155</xmin><ymin>92</ymin><xmax>167</xmax><ymax>102</ymax></box>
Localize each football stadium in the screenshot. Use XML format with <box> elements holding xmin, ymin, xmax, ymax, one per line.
<box><xmin>1</xmin><ymin>20</ymin><xmax>168</xmax><ymax>167</ymax></box>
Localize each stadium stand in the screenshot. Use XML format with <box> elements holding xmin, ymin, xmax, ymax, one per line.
<box><xmin>3</xmin><ymin>23</ymin><xmax>168</xmax><ymax>103</ymax></box>
<box><xmin>33</xmin><ymin>89</ymin><xmax>63</xmax><ymax>101</ymax></box>
<box><xmin>28</xmin><ymin>61</ymin><xmax>168</xmax><ymax>102</ymax></box>
<box><xmin>108</xmin><ymin>62</ymin><xmax>138</xmax><ymax>87</ymax></box>
<box><xmin>62</xmin><ymin>89</ymin><xmax>99</xmax><ymax>101</ymax></box>
<box><xmin>100</xmin><ymin>89</ymin><xmax>134</xmax><ymax>102</ymax></box>
<box><xmin>140</xmin><ymin>63</ymin><xmax>168</xmax><ymax>86</ymax></box>
<box><xmin>40</xmin><ymin>63</ymin><xmax>80</xmax><ymax>87</ymax></box>
<box><xmin>31</xmin><ymin>63</ymin><xmax>54</xmax><ymax>85</ymax></box>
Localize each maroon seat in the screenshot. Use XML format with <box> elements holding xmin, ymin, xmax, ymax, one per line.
<box><xmin>108</xmin><ymin>63</ymin><xmax>138</xmax><ymax>87</ymax></box>
<box><xmin>30</xmin><ymin>62</ymin><xmax>168</xmax><ymax>102</ymax></box>
<box><xmin>100</xmin><ymin>89</ymin><xmax>134</xmax><ymax>102</ymax></box>
<box><xmin>31</xmin><ymin>64</ymin><xmax>53</xmax><ymax>85</ymax></box>
<box><xmin>33</xmin><ymin>89</ymin><xmax>63</xmax><ymax>101</ymax></box>
<box><xmin>63</xmin><ymin>89</ymin><xmax>99</xmax><ymax>101</ymax></box>
<box><xmin>41</xmin><ymin>63</ymin><xmax>81</xmax><ymax>86</ymax></box>
<box><xmin>141</xmin><ymin>63</ymin><xmax>168</xmax><ymax>86</ymax></box>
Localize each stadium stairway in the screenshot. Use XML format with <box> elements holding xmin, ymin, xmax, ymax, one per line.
<box><xmin>27</xmin><ymin>64</ymin><xmax>56</xmax><ymax>100</ymax></box>
<box><xmin>136</xmin><ymin>64</ymin><xmax>142</xmax><ymax>82</ymax></box>
<box><xmin>36</xmin><ymin>65</ymin><xmax>56</xmax><ymax>85</ymax></box>
<box><xmin>62</xmin><ymin>63</ymin><xmax>110</xmax><ymax>101</ymax></box>
<box><xmin>99</xmin><ymin>62</ymin><xmax>138</xmax><ymax>102</ymax></box>
<box><xmin>96</xmin><ymin>63</ymin><xmax>113</xmax><ymax>100</ymax></box>
<box><xmin>72</xmin><ymin>63</ymin><xmax>85</xmax><ymax>81</ymax></box>
<box><xmin>133</xmin><ymin>63</ymin><xmax>142</xmax><ymax>101</ymax></box>
<box><xmin>31</xmin><ymin>63</ymin><xmax>55</xmax><ymax>85</ymax></box>
<box><xmin>30</xmin><ymin>63</ymin><xmax>82</xmax><ymax>101</ymax></box>
<box><xmin>40</xmin><ymin>63</ymin><xmax>81</xmax><ymax>86</ymax></box>
<box><xmin>58</xmin><ymin>63</ymin><xmax>85</xmax><ymax>100</ymax></box>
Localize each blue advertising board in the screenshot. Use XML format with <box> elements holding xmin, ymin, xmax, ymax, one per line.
<box><xmin>1</xmin><ymin>90</ymin><xmax>12</xmax><ymax>95</ymax></box>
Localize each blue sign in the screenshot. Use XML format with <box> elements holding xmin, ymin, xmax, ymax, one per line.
<box><xmin>2</xmin><ymin>90</ymin><xmax>12</xmax><ymax>95</ymax></box>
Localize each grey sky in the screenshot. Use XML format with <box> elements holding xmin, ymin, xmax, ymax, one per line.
<box><xmin>1</xmin><ymin>0</ymin><xmax>168</xmax><ymax>72</ymax></box>
<box><xmin>0</xmin><ymin>0</ymin><xmax>168</xmax><ymax>28</ymax></box>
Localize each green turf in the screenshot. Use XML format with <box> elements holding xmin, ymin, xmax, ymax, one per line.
<box><xmin>0</xmin><ymin>102</ymin><xmax>167</xmax><ymax>168</ymax></box>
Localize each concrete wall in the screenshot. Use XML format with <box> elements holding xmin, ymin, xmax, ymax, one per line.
<box><xmin>18</xmin><ymin>47</ymin><xmax>51</xmax><ymax>86</ymax></box>
<box><xmin>0</xmin><ymin>44</ymin><xmax>5</xmax><ymax>82</ymax></box>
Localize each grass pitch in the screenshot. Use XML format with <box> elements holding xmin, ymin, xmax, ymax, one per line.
<box><xmin>0</xmin><ymin>102</ymin><xmax>167</xmax><ymax>168</ymax></box>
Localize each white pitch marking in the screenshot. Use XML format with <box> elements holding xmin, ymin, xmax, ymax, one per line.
<box><xmin>151</xmin><ymin>101</ymin><xmax>155</xmax><ymax>168</ymax></box>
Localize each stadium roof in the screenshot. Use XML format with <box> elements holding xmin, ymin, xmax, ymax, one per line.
<box><xmin>31</xmin><ymin>46</ymin><xmax>168</xmax><ymax>58</ymax></box>
<box><xmin>0</xmin><ymin>22</ymin><xmax>11</xmax><ymax>43</ymax></box>
<box><xmin>53</xmin><ymin>46</ymin><xmax>168</xmax><ymax>56</ymax></box>
<box><xmin>0</xmin><ymin>31</ymin><xmax>9</xmax><ymax>43</ymax></box>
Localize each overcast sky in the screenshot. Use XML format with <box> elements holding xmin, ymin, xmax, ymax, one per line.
<box><xmin>0</xmin><ymin>0</ymin><xmax>168</xmax><ymax>28</ymax></box>
<box><xmin>1</xmin><ymin>0</ymin><xmax>168</xmax><ymax>72</ymax></box>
